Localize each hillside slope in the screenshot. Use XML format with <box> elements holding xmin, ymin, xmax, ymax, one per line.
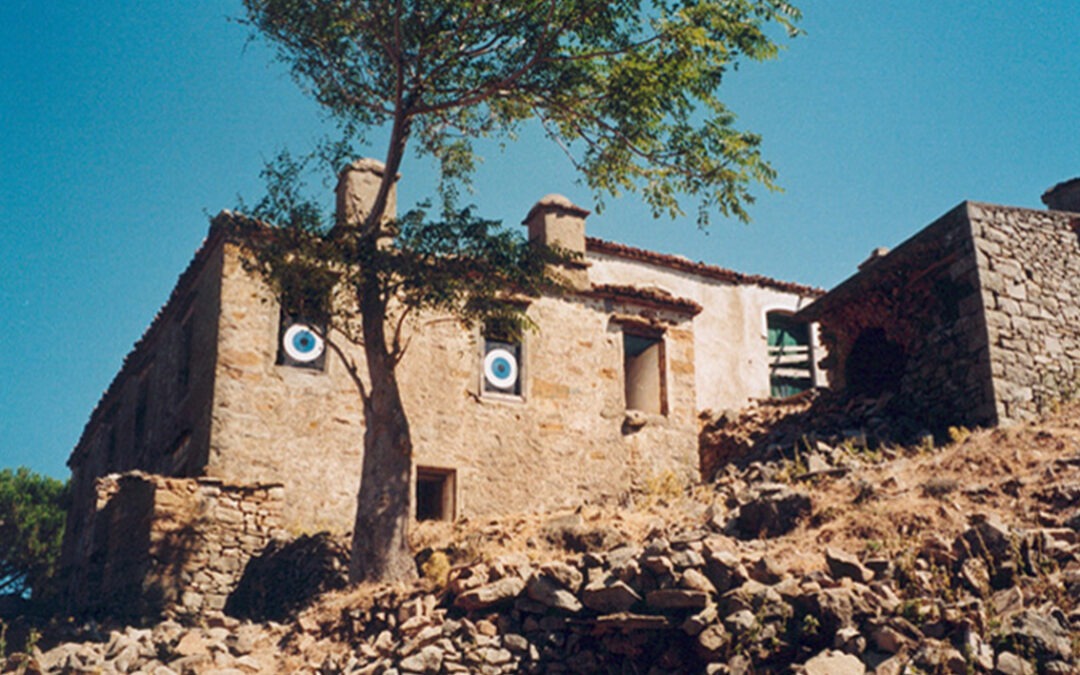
<box><xmin>5</xmin><ymin>399</ymin><xmax>1080</xmax><ymax>674</ymax></box>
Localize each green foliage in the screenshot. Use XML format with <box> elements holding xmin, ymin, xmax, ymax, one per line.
<box><xmin>0</xmin><ymin>468</ymin><xmax>69</xmax><ymax>600</ymax></box>
<box><xmin>238</xmin><ymin>170</ymin><xmax>574</xmax><ymax>347</ymax></box>
<box><xmin>241</xmin><ymin>0</ymin><xmax>801</xmax><ymax>226</ymax></box>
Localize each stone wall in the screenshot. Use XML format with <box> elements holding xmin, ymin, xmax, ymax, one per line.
<box><xmin>971</xmin><ymin>202</ymin><xmax>1080</xmax><ymax>424</ymax></box>
<box><xmin>801</xmin><ymin>203</ymin><xmax>996</xmax><ymax>432</ymax></box>
<box><xmin>65</xmin><ymin>472</ymin><xmax>284</xmax><ymax>620</ymax></box>
<box><xmin>209</xmin><ymin>239</ymin><xmax>701</xmax><ymax>534</ymax></box>
<box><xmin>61</xmin><ymin>233</ymin><xmax>225</xmax><ymax>581</ymax></box>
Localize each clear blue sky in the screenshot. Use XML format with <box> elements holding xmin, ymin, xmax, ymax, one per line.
<box><xmin>2</xmin><ymin>2</ymin><xmax>1078</xmax><ymax>478</ymax></box>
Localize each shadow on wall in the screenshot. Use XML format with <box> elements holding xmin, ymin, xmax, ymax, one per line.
<box><xmin>78</xmin><ymin>476</ymin><xmax>202</xmax><ymax>621</ymax></box>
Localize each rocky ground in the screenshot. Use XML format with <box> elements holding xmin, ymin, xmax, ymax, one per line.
<box><xmin>5</xmin><ymin>397</ymin><xmax>1080</xmax><ymax>674</ymax></box>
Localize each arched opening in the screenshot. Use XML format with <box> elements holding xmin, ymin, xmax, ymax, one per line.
<box><xmin>845</xmin><ymin>328</ymin><xmax>905</xmax><ymax>397</ymax></box>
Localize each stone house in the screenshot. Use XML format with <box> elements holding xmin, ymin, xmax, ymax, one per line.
<box><xmin>798</xmin><ymin>179</ymin><xmax>1080</xmax><ymax>433</ymax></box>
<box><xmin>59</xmin><ymin>161</ymin><xmax>822</xmax><ymax>616</ymax></box>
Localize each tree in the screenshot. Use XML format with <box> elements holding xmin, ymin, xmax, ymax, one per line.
<box><xmin>0</xmin><ymin>468</ymin><xmax>69</xmax><ymax>600</ymax></box>
<box><xmin>240</xmin><ymin>0</ymin><xmax>800</xmax><ymax>583</ymax></box>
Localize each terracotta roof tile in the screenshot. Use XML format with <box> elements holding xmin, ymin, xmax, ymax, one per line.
<box><xmin>585</xmin><ymin>237</ymin><xmax>823</xmax><ymax>297</ymax></box>
<box><xmin>585</xmin><ymin>283</ymin><xmax>703</xmax><ymax>315</ymax></box>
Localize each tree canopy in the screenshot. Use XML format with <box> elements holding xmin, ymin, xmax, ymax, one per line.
<box><xmin>0</xmin><ymin>467</ymin><xmax>69</xmax><ymax>600</ymax></box>
<box><xmin>243</xmin><ymin>0</ymin><xmax>800</xmax><ymax>227</ymax></box>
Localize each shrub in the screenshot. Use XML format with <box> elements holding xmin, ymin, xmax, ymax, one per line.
<box><xmin>0</xmin><ymin>467</ymin><xmax>69</xmax><ymax>600</ymax></box>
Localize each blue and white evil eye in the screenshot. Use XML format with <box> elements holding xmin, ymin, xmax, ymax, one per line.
<box><xmin>282</xmin><ymin>323</ymin><xmax>325</xmax><ymax>362</ymax></box>
<box><xmin>483</xmin><ymin>348</ymin><xmax>519</xmax><ymax>389</ymax></box>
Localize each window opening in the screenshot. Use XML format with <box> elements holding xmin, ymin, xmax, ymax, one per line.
<box><xmin>767</xmin><ymin>312</ymin><xmax>813</xmax><ymax>398</ymax></box>
<box><xmin>416</xmin><ymin>467</ymin><xmax>456</xmax><ymax>521</ymax></box>
<box><xmin>178</xmin><ymin>311</ymin><xmax>195</xmax><ymax>394</ymax></box>
<box><xmin>134</xmin><ymin>370</ymin><xmax>151</xmax><ymax>455</ymax></box>
<box><xmin>623</xmin><ymin>331</ymin><xmax>665</xmax><ymax>414</ymax></box>
<box><xmin>277</xmin><ymin>312</ymin><xmax>327</xmax><ymax>370</ymax></box>
<box><xmin>482</xmin><ymin>319</ymin><xmax>522</xmax><ymax>396</ymax></box>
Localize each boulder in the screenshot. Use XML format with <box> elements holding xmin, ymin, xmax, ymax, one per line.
<box><xmin>994</xmin><ymin>610</ymin><xmax>1073</xmax><ymax>666</ymax></box>
<box><xmin>702</xmin><ymin>547</ymin><xmax>749</xmax><ymax>594</ymax></box>
<box><xmin>802</xmin><ymin>649</ymin><xmax>865</xmax><ymax>675</ymax></box>
<box><xmin>526</xmin><ymin>574</ymin><xmax>582</xmax><ymax>613</ymax></box>
<box><xmin>644</xmin><ymin>589</ymin><xmax>709</xmax><ymax>611</ymax></box>
<box><xmin>825</xmin><ymin>548</ymin><xmax>874</xmax><ymax>584</ymax></box>
<box><xmin>732</xmin><ymin>484</ymin><xmax>811</xmax><ymax>539</ymax></box>
<box><xmin>454</xmin><ymin>576</ymin><xmax>526</xmax><ymax>611</ymax></box>
<box><xmin>581</xmin><ymin>578</ymin><xmax>642</xmax><ymax>613</ymax></box>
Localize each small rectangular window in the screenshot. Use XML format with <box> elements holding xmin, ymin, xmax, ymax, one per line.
<box><xmin>624</xmin><ymin>331</ymin><xmax>665</xmax><ymax>414</ymax></box>
<box><xmin>277</xmin><ymin>312</ymin><xmax>328</xmax><ymax>371</ymax></box>
<box><xmin>177</xmin><ymin>311</ymin><xmax>195</xmax><ymax>394</ymax></box>
<box><xmin>134</xmin><ymin>370</ymin><xmax>151</xmax><ymax>454</ymax></box>
<box><xmin>481</xmin><ymin>316</ymin><xmax>524</xmax><ymax>397</ymax></box>
<box><xmin>416</xmin><ymin>467</ymin><xmax>456</xmax><ymax>521</ymax></box>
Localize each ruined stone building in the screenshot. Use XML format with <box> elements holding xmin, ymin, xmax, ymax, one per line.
<box><xmin>60</xmin><ymin>161</ymin><xmax>823</xmax><ymax>616</ymax></box>
<box><xmin>799</xmin><ymin>179</ymin><xmax>1080</xmax><ymax>433</ymax></box>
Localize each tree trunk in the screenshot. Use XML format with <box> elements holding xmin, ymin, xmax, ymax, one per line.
<box><xmin>348</xmin><ymin>276</ymin><xmax>418</xmax><ymax>583</ymax></box>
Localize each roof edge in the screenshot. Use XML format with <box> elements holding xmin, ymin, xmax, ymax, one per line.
<box><xmin>585</xmin><ymin>237</ymin><xmax>823</xmax><ymax>297</ymax></box>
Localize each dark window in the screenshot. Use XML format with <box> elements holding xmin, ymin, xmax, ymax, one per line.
<box><xmin>767</xmin><ymin>312</ymin><xmax>813</xmax><ymax>398</ymax></box>
<box><xmin>134</xmin><ymin>371</ymin><xmax>151</xmax><ymax>455</ymax></box>
<box><xmin>482</xmin><ymin>319</ymin><xmax>523</xmax><ymax>396</ymax></box>
<box><xmin>624</xmin><ymin>331</ymin><xmax>665</xmax><ymax>414</ymax></box>
<box><xmin>104</xmin><ymin>405</ymin><xmax>119</xmax><ymax>470</ymax></box>
<box><xmin>416</xmin><ymin>467</ymin><xmax>456</xmax><ymax>521</ymax></box>
<box><xmin>178</xmin><ymin>311</ymin><xmax>195</xmax><ymax>394</ymax></box>
<box><xmin>277</xmin><ymin>313</ymin><xmax>327</xmax><ymax>371</ymax></box>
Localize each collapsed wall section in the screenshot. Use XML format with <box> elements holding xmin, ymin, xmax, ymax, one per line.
<box><xmin>64</xmin><ymin>472</ymin><xmax>285</xmax><ymax>621</ymax></box>
<box><xmin>970</xmin><ymin>203</ymin><xmax>1080</xmax><ymax>423</ymax></box>
<box><xmin>798</xmin><ymin>203</ymin><xmax>996</xmax><ymax>432</ymax></box>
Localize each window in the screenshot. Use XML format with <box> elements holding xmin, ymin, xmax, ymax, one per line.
<box><xmin>416</xmin><ymin>467</ymin><xmax>456</xmax><ymax>521</ymax></box>
<box><xmin>767</xmin><ymin>311</ymin><xmax>813</xmax><ymax>398</ymax></box>
<box><xmin>133</xmin><ymin>370</ymin><xmax>151</xmax><ymax>454</ymax></box>
<box><xmin>177</xmin><ymin>310</ymin><xmax>194</xmax><ymax>395</ymax></box>
<box><xmin>277</xmin><ymin>312</ymin><xmax>327</xmax><ymax>371</ymax></box>
<box><xmin>481</xmin><ymin>320</ymin><xmax>523</xmax><ymax>397</ymax></box>
<box><xmin>623</xmin><ymin>330</ymin><xmax>665</xmax><ymax>414</ymax></box>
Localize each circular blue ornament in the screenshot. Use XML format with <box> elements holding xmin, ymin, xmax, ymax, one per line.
<box><xmin>283</xmin><ymin>323</ymin><xmax>325</xmax><ymax>362</ymax></box>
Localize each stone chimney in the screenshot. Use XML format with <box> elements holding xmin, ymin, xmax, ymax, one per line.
<box><xmin>1041</xmin><ymin>178</ymin><xmax>1080</xmax><ymax>213</ymax></box>
<box><xmin>335</xmin><ymin>158</ymin><xmax>397</xmax><ymax>230</ymax></box>
<box><xmin>858</xmin><ymin>247</ymin><xmax>891</xmax><ymax>271</ymax></box>
<box><xmin>522</xmin><ymin>194</ymin><xmax>591</xmax><ymax>290</ymax></box>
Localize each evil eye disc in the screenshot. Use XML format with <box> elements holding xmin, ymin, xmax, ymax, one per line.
<box><xmin>483</xmin><ymin>348</ymin><xmax>518</xmax><ymax>389</ymax></box>
<box><xmin>283</xmin><ymin>323</ymin><xmax>325</xmax><ymax>362</ymax></box>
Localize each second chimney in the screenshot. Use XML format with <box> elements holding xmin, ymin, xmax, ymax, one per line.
<box><xmin>1042</xmin><ymin>177</ymin><xmax>1080</xmax><ymax>213</ymax></box>
<box><xmin>523</xmin><ymin>194</ymin><xmax>591</xmax><ymax>290</ymax></box>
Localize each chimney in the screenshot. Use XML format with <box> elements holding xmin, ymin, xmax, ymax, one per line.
<box><xmin>335</xmin><ymin>158</ymin><xmax>397</xmax><ymax>230</ymax></box>
<box><xmin>858</xmin><ymin>247</ymin><xmax>891</xmax><ymax>271</ymax></box>
<box><xmin>1041</xmin><ymin>178</ymin><xmax>1080</xmax><ymax>213</ymax></box>
<box><xmin>522</xmin><ymin>194</ymin><xmax>590</xmax><ymax>290</ymax></box>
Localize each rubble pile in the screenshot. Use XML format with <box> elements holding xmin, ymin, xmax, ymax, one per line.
<box><xmin>7</xmin><ymin>403</ymin><xmax>1080</xmax><ymax>673</ymax></box>
<box><xmin>700</xmin><ymin>389</ymin><xmax>929</xmax><ymax>481</ymax></box>
<box><xmin>7</xmin><ymin>504</ymin><xmax>1078</xmax><ymax>674</ymax></box>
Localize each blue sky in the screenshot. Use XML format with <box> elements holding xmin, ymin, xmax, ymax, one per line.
<box><xmin>2</xmin><ymin>1</ymin><xmax>1078</xmax><ymax>478</ymax></box>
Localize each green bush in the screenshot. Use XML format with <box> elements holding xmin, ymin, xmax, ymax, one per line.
<box><xmin>0</xmin><ymin>468</ymin><xmax>69</xmax><ymax>600</ymax></box>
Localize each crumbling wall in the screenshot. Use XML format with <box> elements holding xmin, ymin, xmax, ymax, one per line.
<box><xmin>66</xmin><ymin>472</ymin><xmax>285</xmax><ymax>621</ymax></box>
<box><xmin>810</xmin><ymin>204</ymin><xmax>996</xmax><ymax>431</ymax></box>
<box><xmin>971</xmin><ymin>203</ymin><xmax>1080</xmax><ymax>423</ymax></box>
